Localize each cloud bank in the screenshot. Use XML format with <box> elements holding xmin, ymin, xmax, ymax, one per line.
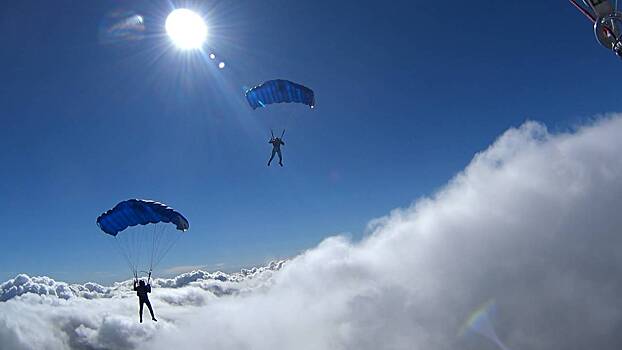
<box><xmin>2</xmin><ymin>117</ymin><xmax>622</xmax><ymax>349</ymax></box>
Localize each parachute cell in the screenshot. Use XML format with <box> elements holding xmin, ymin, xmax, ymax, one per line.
<box><xmin>245</xmin><ymin>79</ymin><xmax>315</xmax><ymax>110</ymax></box>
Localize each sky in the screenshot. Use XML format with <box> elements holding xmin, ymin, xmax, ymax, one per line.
<box><xmin>2</xmin><ymin>2</ymin><xmax>622</xmax><ymax>349</ymax></box>
<box><xmin>1</xmin><ymin>0</ymin><xmax>621</xmax><ymax>285</ymax></box>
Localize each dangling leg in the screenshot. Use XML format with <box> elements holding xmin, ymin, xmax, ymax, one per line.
<box><xmin>145</xmin><ymin>299</ymin><xmax>157</xmax><ymax>321</ymax></box>
<box><xmin>268</xmin><ymin>149</ymin><xmax>276</xmax><ymax>166</ymax></box>
<box><xmin>139</xmin><ymin>300</ymin><xmax>144</xmax><ymax>323</ymax></box>
<box><xmin>278</xmin><ymin>149</ymin><xmax>283</xmax><ymax>166</ymax></box>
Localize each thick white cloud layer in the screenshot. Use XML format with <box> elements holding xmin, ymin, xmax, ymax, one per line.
<box><xmin>2</xmin><ymin>117</ymin><xmax>622</xmax><ymax>350</ymax></box>
<box><xmin>0</xmin><ymin>260</ymin><xmax>285</xmax><ymax>302</ymax></box>
<box><xmin>0</xmin><ymin>262</ymin><xmax>285</xmax><ymax>349</ymax></box>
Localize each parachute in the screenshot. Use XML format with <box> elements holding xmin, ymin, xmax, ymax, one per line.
<box><xmin>245</xmin><ymin>79</ymin><xmax>315</xmax><ymax>110</ymax></box>
<box><xmin>96</xmin><ymin>199</ymin><xmax>189</xmax><ymax>279</ymax></box>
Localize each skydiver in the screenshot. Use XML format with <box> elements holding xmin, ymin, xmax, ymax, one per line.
<box><xmin>570</xmin><ymin>0</ymin><xmax>622</xmax><ymax>58</ymax></box>
<box><xmin>268</xmin><ymin>135</ymin><xmax>285</xmax><ymax>167</ymax></box>
<box><xmin>133</xmin><ymin>279</ymin><xmax>157</xmax><ymax>323</ymax></box>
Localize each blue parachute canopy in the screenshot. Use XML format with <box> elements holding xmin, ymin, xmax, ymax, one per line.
<box><xmin>245</xmin><ymin>79</ymin><xmax>315</xmax><ymax>110</ymax></box>
<box><xmin>96</xmin><ymin>199</ymin><xmax>189</xmax><ymax>236</ymax></box>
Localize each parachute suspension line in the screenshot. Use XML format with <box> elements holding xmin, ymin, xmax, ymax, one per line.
<box><xmin>153</xmin><ymin>228</ymin><xmax>181</xmax><ymax>270</ymax></box>
<box><xmin>150</xmin><ymin>224</ymin><xmax>165</xmax><ymax>270</ymax></box>
<box><xmin>117</xmin><ymin>224</ymin><xmax>150</xmax><ymax>280</ymax></box>
<box><xmin>113</xmin><ymin>238</ymin><xmax>136</xmax><ymax>278</ymax></box>
<box><xmin>96</xmin><ymin>199</ymin><xmax>189</xmax><ymax>281</ymax></box>
<box><xmin>157</xmin><ymin>225</ymin><xmax>169</xmax><ymax>262</ymax></box>
<box><xmin>127</xmin><ymin>226</ymin><xmax>138</xmax><ymax>274</ymax></box>
<box><xmin>571</xmin><ymin>0</ymin><xmax>597</xmax><ymax>23</ymax></box>
<box><xmin>128</xmin><ymin>229</ymin><xmax>138</xmax><ymax>276</ymax></box>
<box><xmin>149</xmin><ymin>224</ymin><xmax>164</xmax><ymax>273</ymax></box>
<box><xmin>126</xmin><ymin>227</ymin><xmax>135</xmax><ymax>275</ymax></box>
<box><xmin>150</xmin><ymin>224</ymin><xmax>157</xmax><ymax>273</ymax></box>
<box><xmin>147</xmin><ymin>224</ymin><xmax>178</xmax><ymax>274</ymax></box>
<box><xmin>137</xmin><ymin>225</ymin><xmax>146</xmax><ymax>273</ymax></box>
<box><xmin>153</xmin><ymin>226</ymin><xmax>181</xmax><ymax>268</ymax></box>
<box><xmin>125</xmin><ymin>233</ymin><xmax>137</xmax><ymax>275</ymax></box>
<box><xmin>150</xmin><ymin>225</ymin><xmax>161</xmax><ymax>271</ymax></box>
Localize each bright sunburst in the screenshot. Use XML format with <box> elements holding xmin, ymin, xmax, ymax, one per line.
<box><xmin>165</xmin><ymin>9</ymin><xmax>207</xmax><ymax>50</ymax></box>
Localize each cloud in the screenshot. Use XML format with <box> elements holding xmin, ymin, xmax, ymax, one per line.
<box><xmin>161</xmin><ymin>265</ymin><xmax>209</xmax><ymax>275</ymax></box>
<box><xmin>0</xmin><ymin>275</ymin><xmax>112</xmax><ymax>301</ymax></box>
<box><xmin>0</xmin><ymin>260</ymin><xmax>285</xmax><ymax>303</ymax></box>
<box><xmin>2</xmin><ymin>117</ymin><xmax>622</xmax><ymax>349</ymax></box>
<box><xmin>0</xmin><ymin>261</ymin><xmax>285</xmax><ymax>350</ymax></box>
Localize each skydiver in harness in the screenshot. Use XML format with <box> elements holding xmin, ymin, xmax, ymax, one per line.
<box><xmin>133</xmin><ymin>273</ymin><xmax>157</xmax><ymax>323</ymax></box>
<box><xmin>570</xmin><ymin>0</ymin><xmax>622</xmax><ymax>57</ymax></box>
<box><xmin>268</xmin><ymin>129</ymin><xmax>285</xmax><ymax>167</ymax></box>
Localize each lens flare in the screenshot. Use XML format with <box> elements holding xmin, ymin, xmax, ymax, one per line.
<box><xmin>99</xmin><ymin>10</ymin><xmax>145</xmax><ymax>44</ymax></box>
<box><xmin>460</xmin><ymin>300</ymin><xmax>511</xmax><ymax>350</ymax></box>
<box><xmin>165</xmin><ymin>9</ymin><xmax>207</xmax><ymax>50</ymax></box>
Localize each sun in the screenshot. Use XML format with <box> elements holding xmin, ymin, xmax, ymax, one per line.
<box><xmin>165</xmin><ymin>9</ymin><xmax>207</xmax><ymax>50</ymax></box>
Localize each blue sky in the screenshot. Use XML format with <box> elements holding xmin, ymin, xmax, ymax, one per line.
<box><xmin>0</xmin><ymin>0</ymin><xmax>619</xmax><ymax>283</ymax></box>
